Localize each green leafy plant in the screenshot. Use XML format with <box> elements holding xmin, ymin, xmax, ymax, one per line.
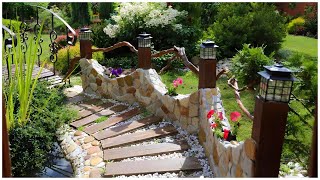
<box><xmin>210</xmin><ymin>2</ymin><xmax>286</xmax><ymax>57</ymax></box>
<box><xmin>141</xmin><ymin>108</ymin><xmax>152</xmax><ymax>117</ymax></box>
<box><xmin>287</xmin><ymin>17</ymin><xmax>306</xmax><ymax>35</ymax></box>
<box><xmin>8</xmin><ymin>82</ymin><xmax>77</xmax><ymax>177</ymax></box>
<box><xmin>77</xmin><ymin>126</ymin><xmax>85</xmax><ymax>131</ymax></box>
<box><xmin>231</xmin><ymin>44</ymin><xmax>273</xmax><ymax>88</ymax></box>
<box><xmin>95</xmin><ymin>116</ymin><xmax>109</xmax><ymax>123</ymax></box>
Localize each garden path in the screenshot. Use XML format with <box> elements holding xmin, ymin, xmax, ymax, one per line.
<box><xmin>65</xmin><ymin>87</ymin><xmax>204</xmax><ymax>177</ymax></box>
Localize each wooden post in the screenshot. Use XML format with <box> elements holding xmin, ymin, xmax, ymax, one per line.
<box><xmin>2</xmin><ymin>94</ymin><xmax>12</xmax><ymax>177</ymax></box>
<box><xmin>252</xmin><ymin>96</ymin><xmax>289</xmax><ymax>177</ymax></box>
<box><xmin>308</xmin><ymin>97</ymin><xmax>317</xmax><ymax>177</ymax></box>
<box><xmin>80</xmin><ymin>28</ymin><xmax>92</xmax><ymax>59</ymax></box>
<box><xmin>198</xmin><ymin>59</ymin><xmax>217</xmax><ymax>89</ymax></box>
<box><xmin>138</xmin><ymin>48</ymin><xmax>151</xmax><ymax>69</ymax></box>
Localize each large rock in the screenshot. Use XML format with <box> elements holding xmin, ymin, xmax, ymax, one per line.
<box><xmin>84</xmin><ymin>136</ymin><xmax>95</xmax><ymax>143</ymax></box>
<box><xmin>90</xmin><ymin>157</ymin><xmax>103</xmax><ymax>166</ymax></box>
<box><xmin>244</xmin><ymin>138</ymin><xmax>256</xmax><ymax>160</ymax></box>
<box><xmin>124</xmin><ymin>75</ymin><xmax>133</xmax><ymax>86</ymax></box>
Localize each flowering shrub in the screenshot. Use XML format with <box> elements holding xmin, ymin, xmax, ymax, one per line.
<box><xmin>167</xmin><ymin>77</ymin><xmax>183</xmax><ymax>96</ymax></box>
<box><xmin>108</xmin><ymin>67</ymin><xmax>123</xmax><ymax>78</ymax></box>
<box><xmin>102</xmin><ymin>2</ymin><xmax>201</xmax><ymax>58</ymax></box>
<box><xmin>207</xmin><ymin>109</ymin><xmax>241</xmax><ymax>141</ymax></box>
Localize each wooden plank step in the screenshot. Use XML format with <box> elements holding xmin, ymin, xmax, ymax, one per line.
<box><xmin>85</xmin><ymin>108</ymin><xmax>141</xmax><ymax>135</ymax></box>
<box><xmin>94</xmin><ymin>116</ymin><xmax>162</xmax><ymax>140</ymax></box>
<box><xmin>101</xmin><ymin>125</ymin><xmax>178</xmax><ymax>149</ymax></box>
<box><xmin>75</xmin><ymin>102</ymin><xmax>115</xmax><ymax>118</ymax></box>
<box><xmin>104</xmin><ymin>141</ymin><xmax>189</xmax><ymax>161</ymax></box>
<box><xmin>70</xmin><ymin>100</ymin><xmax>109</xmax><ymax>111</ymax></box>
<box><xmin>104</xmin><ymin>157</ymin><xmax>202</xmax><ymax>177</ymax></box>
<box><xmin>109</xmin><ymin>104</ymin><xmax>128</xmax><ymax>112</ymax></box>
<box><xmin>70</xmin><ymin>108</ymin><xmax>116</xmax><ymax>128</ymax></box>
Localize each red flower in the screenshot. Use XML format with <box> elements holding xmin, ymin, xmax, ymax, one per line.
<box><xmin>218</xmin><ymin>112</ymin><xmax>223</xmax><ymax>120</ymax></box>
<box><xmin>173</xmin><ymin>80</ymin><xmax>178</xmax><ymax>88</ymax></box>
<box><xmin>223</xmin><ymin>129</ymin><xmax>230</xmax><ymax>140</ymax></box>
<box><xmin>230</xmin><ymin>111</ymin><xmax>241</xmax><ymax>122</ymax></box>
<box><xmin>207</xmin><ymin>110</ymin><xmax>215</xmax><ymax>119</ymax></box>
<box><xmin>210</xmin><ymin>123</ymin><xmax>217</xmax><ymax>129</ymax></box>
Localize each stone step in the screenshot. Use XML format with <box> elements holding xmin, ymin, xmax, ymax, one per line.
<box><xmin>104</xmin><ymin>157</ymin><xmax>202</xmax><ymax>177</ymax></box>
<box><xmin>101</xmin><ymin>125</ymin><xmax>178</xmax><ymax>149</ymax></box>
<box><xmin>93</xmin><ymin>116</ymin><xmax>162</xmax><ymax>140</ymax></box>
<box><xmin>84</xmin><ymin>108</ymin><xmax>142</xmax><ymax>135</ymax></box>
<box><xmin>104</xmin><ymin>140</ymin><xmax>189</xmax><ymax>161</ymax></box>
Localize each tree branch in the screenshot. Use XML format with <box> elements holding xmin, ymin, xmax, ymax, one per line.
<box><xmin>227</xmin><ymin>77</ymin><xmax>254</xmax><ymax>120</ymax></box>
<box><xmin>216</xmin><ymin>67</ymin><xmax>229</xmax><ymax>80</ymax></box>
<box><xmin>159</xmin><ymin>55</ymin><xmax>177</xmax><ymax>74</ymax></box>
<box><xmin>151</xmin><ymin>48</ymin><xmax>176</xmax><ymax>58</ymax></box>
<box><xmin>92</xmin><ymin>41</ymin><xmax>138</xmax><ymax>54</ymax></box>
<box><xmin>173</xmin><ymin>46</ymin><xmax>199</xmax><ymax>76</ymax></box>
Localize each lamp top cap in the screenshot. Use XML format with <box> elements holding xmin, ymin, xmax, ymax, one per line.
<box><xmin>201</xmin><ymin>40</ymin><xmax>219</xmax><ymax>48</ymax></box>
<box><xmin>80</xmin><ymin>27</ymin><xmax>91</xmax><ymax>32</ymax></box>
<box><xmin>264</xmin><ymin>63</ymin><xmax>294</xmax><ymax>74</ymax></box>
<box><xmin>138</xmin><ymin>32</ymin><xmax>152</xmax><ymax>39</ymax></box>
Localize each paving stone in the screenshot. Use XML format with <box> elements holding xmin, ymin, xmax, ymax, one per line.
<box><xmin>67</xmin><ymin>144</ymin><xmax>77</xmax><ymax>154</ymax></box>
<box><xmin>84</xmin><ymin>136</ymin><xmax>95</xmax><ymax>143</ymax></box>
<box><xmin>87</xmin><ymin>146</ymin><xmax>100</xmax><ymax>155</ymax></box>
<box><xmin>82</xmin><ymin>143</ymin><xmax>92</xmax><ymax>150</ymax></box>
<box><xmin>74</xmin><ymin>130</ymin><xmax>83</xmax><ymax>136</ymax></box>
<box><xmin>91</xmin><ymin>157</ymin><xmax>103</xmax><ymax>166</ymax></box>
<box><xmin>91</xmin><ymin>140</ymin><xmax>100</xmax><ymax>146</ymax></box>
<box><xmin>89</xmin><ymin>168</ymin><xmax>101</xmax><ymax>178</ymax></box>
<box><xmin>84</xmin><ymin>166</ymin><xmax>91</xmax><ymax>172</ymax></box>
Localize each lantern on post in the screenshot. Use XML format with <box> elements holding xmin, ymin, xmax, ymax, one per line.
<box><xmin>198</xmin><ymin>40</ymin><xmax>219</xmax><ymax>89</ymax></box>
<box><xmin>137</xmin><ymin>32</ymin><xmax>152</xmax><ymax>69</ymax></box>
<box><xmin>79</xmin><ymin>27</ymin><xmax>92</xmax><ymax>59</ymax></box>
<box><xmin>252</xmin><ymin>63</ymin><xmax>297</xmax><ymax>177</ymax></box>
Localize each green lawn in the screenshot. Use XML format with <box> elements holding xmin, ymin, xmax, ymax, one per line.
<box><xmin>160</xmin><ymin>70</ymin><xmax>254</xmax><ymax>141</ymax></box>
<box><xmin>281</xmin><ymin>35</ymin><xmax>318</xmax><ymax>58</ymax></box>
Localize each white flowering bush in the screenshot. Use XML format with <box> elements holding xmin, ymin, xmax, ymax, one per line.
<box><xmin>101</xmin><ymin>2</ymin><xmax>201</xmax><ymax>58</ymax></box>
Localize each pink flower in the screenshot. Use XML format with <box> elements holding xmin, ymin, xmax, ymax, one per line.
<box><xmin>230</xmin><ymin>111</ymin><xmax>241</xmax><ymax>122</ymax></box>
<box><xmin>176</xmin><ymin>77</ymin><xmax>183</xmax><ymax>85</ymax></box>
<box><xmin>218</xmin><ymin>112</ymin><xmax>223</xmax><ymax>120</ymax></box>
<box><xmin>210</xmin><ymin>123</ymin><xmax>217</xmax><ymax>129</ymax></box>
<box><xmin>173</xmin><ymin>81</ymin><xmax>178</xmax><ymax>88</ymax></box>
<box><xmin>207</xmin><ymin>110</ymin><xmax>215</xmax><ymax>119</ymax></box>
<box><xmin>223</xmin><ymin>129</ymin><xmax>230</xmax><ymax>140</ymax></box>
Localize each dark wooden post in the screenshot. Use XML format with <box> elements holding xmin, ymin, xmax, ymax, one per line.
<box><xmin>2</xmin><ymin>94</ymin><xmax>12</xmax><ymax>177</ymax></box>
<box><xmin>138</xmin><ymin>48</ymin><xmax>151</xmax><ymax>69</ymax></box>
<box><xmin>252</xmin><ymin>96</ymin><xmax>289</xmax><ymax>177</ymax></box>
<box><xmin>198</xmin><ymin>59</ymin><xmax>217</xmax><ymax>88</ymax></box>
<box><xmin>308</xmin><ymin>97</ymin><xmax>317</xmax><ymax>177</ymax></box>
<box><xmin>79</xmin><ymin>27</ymin><xmax>92</xmax><ymax>59</ymax></box>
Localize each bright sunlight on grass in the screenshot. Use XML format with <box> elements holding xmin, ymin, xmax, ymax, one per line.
<box><xmin>281</xmin><ymin>35</ymin><xmax>318</xmax><ymax>58</ymax></box>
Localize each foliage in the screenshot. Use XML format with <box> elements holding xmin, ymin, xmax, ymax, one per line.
<box><xmin>2</xmin><ymin>19</ymin><xmax>21</xmax><ymax>32</ymax></box>
<box><xmin>210</xmin><ymin>2</ymin><xmax>287</xmax><ymax>57</ymax></box>
<box><xmin>287</xmin><ymin>17</ymin><xmax>306</xmax><ymax>35</ymax></box>
<box><xmin>173</xmin><ymin>2</ymin><xmax>201</xmax><ymax>28</ymax></box>
<box><xmin>70</xmin><ymin>3</ymin><xmax>91</xmax><ymax>28</ymax></box>
<box><xmin>98</xmin><ymin>2</ymin><xmax>115</xmax><ymax>20</ymax></box>
<box><xmin>2</xmin><ymin>2</ymin><xmax>49</xmax><ymax>21</ymax></box>
<box><xmin>56</xmin><ymin>42</ymin><xmax>104</xmax><ymax>74</ymax></box>
<box><xmin>91</xmin><ymin>22</ymin><xmax>112</xmax><ymax>48</ymax></box>
<box><xmin>200</xmin><ymin>3</ymin><xmax>220</xmax><ymax>30</ymax></box>
<box><xmin>8</xmin><ymin>82</ymin><xmax>77</xmax><ymax>177</ymax></box>
<box><xmin>102</xmin><ymin>54</ymin><xmax>138</xmax><ymax>69</ymax></box>
<box><xmin>231</xmin><ymin>44</ymin><xmax>273</xmax><ymax>87</ymax></box>
<box><xmin>3</xmin><ymin>23</ymin><xmax>45</xmax><ymax>130</ymax></box>
<box><xmin>103</xmin><ymin>2</ymin><xmax>201</xmax><ymax>58</ymax></box>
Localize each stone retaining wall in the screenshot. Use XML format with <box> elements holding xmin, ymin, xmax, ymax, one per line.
<box><xmin>79</xmin><ymin>58</ymin><xmax>256</xmax><ymax>177</ymax></box>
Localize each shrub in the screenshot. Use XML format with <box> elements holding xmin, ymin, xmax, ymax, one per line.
<box><xmin>231</xmin><ymin>44</ymin><xmax>273</xmax><ymax>88</ymax></box>
<box><xmin>2</xmin><ymin>19</ymin><xmax>21</xmax><ymax>32</ymax></box>
<box><xmin>209</xmin><ymin>3</ymin><xmax>287</xmax><ymax>58</ymax></box>
<box><xmin>9</xmin><ymin>82</ymin><xmax>77</xmax><ymax>177</ymax></box>
<box><xmin>102</xmin><ymin>54</ymin><xmax>138</xmax><ymax>69</ymax></box>
<box><xmin>287</xmin><ymin>17</ymin><xmax>306</xmax><ymax>35</ymax></box>
<box><xmin>56</xmin><ymin>42</ymin><xmax>104</xmax><ymax>74</ymax></box>
<box><xmin>102</xmin><ymin>2</ymin><xmax>201</xmax><ymax>59</ymax></box>
<box><xmin>91</xmin><ymin>22</ymin><xmax>114</xmax><ymax>48</ymax></box>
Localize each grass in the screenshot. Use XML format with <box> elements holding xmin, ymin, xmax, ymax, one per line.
<box><xmin>160</xmin><ymin>70</ymin><xmax>255</xmax><ymax>141</ymax></box>
<box><xmin>95</xmin><ymin>116</ymin><xmax>109</xmax><ymax>123</ymax></box>
<box><xmin>281</xmin><ymin>34</ymin><xmax>318</xmax><ymax>58</ymax></box>
<box><xmin>77</xmin><ymin>126</ymin><xmax>84</xmax><ymax>131</ymax></box>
